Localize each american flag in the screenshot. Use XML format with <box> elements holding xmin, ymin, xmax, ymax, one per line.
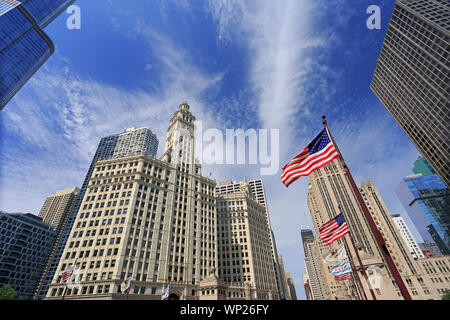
<box><xmin>319</xmin><ymin>213</ymin><xmax>350</xmax><ymax>246</ymax></box>
<box><xmin>60</xmin><ymin>265</ymin><xmax>74</xmax><ymax>284</ymax></box>
<box><xmin>281</xmin><ymin>128</ymin><xmax>339</xmax><ymax>187</ymax></box>
<box><xmin>335</xmin><ymin>274</ymin><xmax>352</xmax><ymax>281</ymax></box>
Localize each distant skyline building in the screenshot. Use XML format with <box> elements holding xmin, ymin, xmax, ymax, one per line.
<box><xmin>37</xmin><ymin>187</ymin><xmax>80</xmax><ymax>230</ymax></box>
<box><xmin>277</xmin><ymin>255</ymin><xmax>291</xmax><ymax>300</ymax></box>
<box><xmin>42</xmin><ymin>127</ymin><xmax>158</xmax><ymax>299</ymax></box>
<box><xmin>391</xmin><ymin>214</ymin><xmax>425</xmax><ymax>259</ymax></box>
<box><xmin>395</xmin><ymin>157</ymin><xmax>450</xmax><ymax>256</ymax></box>
<box><xmin>216</xmin><ymin>180</ymin><xmax>279</xmax><ymax>300</ymax></box>
<box><xmin>370</xmin><ymin>0</ymin><xmax>450</xmax><ymax>187</ymax></box>
<box><xmin>419</xmin><ymin>241</ymin><xmax>442</xmax><ymax>258</ymax></box>
<box><xmin>0</xmin><ymin>0</ymin><xmax>76</xmax><ymax>110</ymax></box>
<box><xmin>216</xmin><ymin>179</ymin><xmax>284</xmax><ymax>299</ymax></box>
<box><xmin>33</xmin><ymin>187</ymin><xmax>80</xmax><ymax>299</ymax></box>
<box><xmin>0</xmin><ymin>212</ymin><xmax>56</xmax><ymax>300</ymax></box>
<box><xmin>285</xmin><ymin>272</ymin><xmax>297</xmax><ymax>300</ymax></box>
<box><xmin>301</xmin><ymin>228</ymin><xmax>327</xmax><ymax>300</ymax></box>
<box><xmin>300</xmin><ymin>229</ymin><xmax>314</xmax><ymax>255</ymax></box>
<box><xmin>302</xmin><ymin>273</ymin><xmax>312</xmax><ymax>300</ymax></box>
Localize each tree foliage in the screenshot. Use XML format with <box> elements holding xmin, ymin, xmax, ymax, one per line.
<box><xmin>442</xmin><ymin>289</ymin><xmax>450</xmax><ymax>300</ymax></box>
<box><xmin>0</xmin><ymin>285</ymin><xmax>18</xmax><ymax>300</ymax></box>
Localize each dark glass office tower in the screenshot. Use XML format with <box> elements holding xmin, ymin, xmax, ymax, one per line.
<box><xmin>0</xmin><ymin>0</ymin><xmax>75</xmax><ymax>110</ymax></box>
<box><xmin>396</xmin><ymin>157</ymin><xmax>450</xmax><ymax>256</ymax></box>
<box><xmin>0</xmin><ymin>212</ymin><xmax>56</xmax><ymax>300</ymax></box>
<box><xmin>370</xmin><ymin>0</ymin><xmax>450</xmax><ymax>187</ymax></box>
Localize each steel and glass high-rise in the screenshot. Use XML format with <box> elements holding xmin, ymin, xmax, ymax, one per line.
<box><xmin>396</xmin><ymin>174</ymin><xmax>450</xmax><ymax>256</ymax></box>
<box><xmin>370</xmin><ymin>0</ymin><xmax>450</xmax><ymax>187</ymax></box>
<box><xmin>0</xmin><ymin>0</ymin><xmax>75</xmax><ymax>110</ymax></box>
<box><xmin>0</xmin><ymin>212</ymin><xmax>56</xmax><ymax>300</ymax></box>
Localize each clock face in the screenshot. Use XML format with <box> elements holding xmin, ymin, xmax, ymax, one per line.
<box><xmin>180</xmin><ymin>123</ymin><xmax>193</xmax><ymax>135</ymax></box>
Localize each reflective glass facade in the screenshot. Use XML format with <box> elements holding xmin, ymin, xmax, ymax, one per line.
<box><xmin>0</xmin><ymin>0</ymin><xmax>74</xmax><ymax>110</ymax></box>
<box><xmin>0</xmin><ymin>212</ymin><xmax>56</xmax><ymax>300</ymax></box>
<box><xmin>20</xmin><ymin>0</ymin><xmax>75</xmax><ymax>28</ymax></box>
<box><xmin>396</xmin><ymin>173</ymin><xmax>450</xmax><ymax>255</ymax></box>
<box><xmin>0</xmin><ymin>2</ymin><xmax>53</xmax><ymax>109</ymax></box>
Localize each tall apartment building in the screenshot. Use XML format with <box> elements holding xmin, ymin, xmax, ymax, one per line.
<box><xmin>0</xmin><ymin>212</ymin><xmax>56</xmax><ymax>300</ymax></box>
<box><xmin>45</xmin><ymin>102</ymin><xmax>216</xmax><ymax>300</ymax></box>
<box><xmin>42</xmin><ymin>127</ymin><xmax>158</xmax><ymax>299</ymax></box>
<box><xmin>285</xmin><ymin>272</ymin><xmax>297</xmax><ymax>300</ymax></box>
<box><xmin>370</xmin><ymin>0</ymin><xmax>450</xmax><ymax>187</ymax></box>
<box><xmin>302</xmin><ymin>273</ymin><xmax>312</xmax><ymax>300</ymax></box>
<box><xmin>216</xmin><ymin>180</ymin><xmax>279</xmax><ymax>300</ymax></box>
<box><xmin>301</xmin><ymin>228</ymin><xmax>328</xmax><ymax>300</ymax></box>
<box><xmin>216</xmin><ymin>179</ymin><xmax>284</xmax><ymax>299</ymax></box>
<box><xmin>396</xmin><ymin>157</ymin><xmax>449</xmax><ymax>255</ymax></box>
<box><xmin>392</xmin><ymin>214</ymin><xmax>425</xmax><ymax>259</ymax></box>
<box><xmin>38</xmin><ymin>188</ymin><xmax>80</xmax><ymax>230</ymax></box>
<box><xmin>33</xmin><ymin>187</ymin><xmax>80</xmax><ymax>299</ymax></box>
<box><xmin>0</xmin><ymin>0</ymin><xmax>75</xmax><ymax>109</ymax></box>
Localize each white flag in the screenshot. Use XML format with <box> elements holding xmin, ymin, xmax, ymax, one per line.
<box><xmin>120</xmin><ymin>276</ymin><xmax>131</xmax><ymax>293</ymax></box>
<box><xmin>322</xmin><ymin>243</ymin><xmax>347</xmax><ymax>263</ymax></box>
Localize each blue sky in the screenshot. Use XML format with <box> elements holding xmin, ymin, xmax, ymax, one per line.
<box><xmin>0</xmin><ymin>0</ymin><xmax>425</xmax><ymax>299</ymax></box>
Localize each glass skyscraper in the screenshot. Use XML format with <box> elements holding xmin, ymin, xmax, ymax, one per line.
<box><xmin>396</xmin><ymin>157</ymin><xmax>450</xmax><ymax>256</ymax></box>
<box><xmin>370</xmin><ymin>0</ymin><xmax>450</xmax><ymax>187</ymax></box>
<box><xmin>0</xmin><ymin>0</ymin><xmax>75</xmax><ymax>110</ymax></box>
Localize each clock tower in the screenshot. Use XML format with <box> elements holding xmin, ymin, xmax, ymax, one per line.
<box><xmin>161</xmin><ymin>101</ymin><xmax>196</xmax><ymax>168</ymax></box>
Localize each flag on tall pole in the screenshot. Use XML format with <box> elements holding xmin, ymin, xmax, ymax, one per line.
<box><xmin>321</xmin><ymin>115</ymin><xmax>411</xmax><ymax>300</ymax></box>
<box><xmin>281</xmin><ymin>128</ymin><xmax>339</xmax><ymax>187</ymax></box>
<box><xmin>319</xmin><ymin>213</ymin><xmax>350</xmax><ymax>246</ymax></box>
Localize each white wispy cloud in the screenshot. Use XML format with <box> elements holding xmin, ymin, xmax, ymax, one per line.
<box><xmin>0</xmin><ymin>15</ymin><xmax>226</xmax><ymax>214</ymax></box>
<box><xmin>208</xmin><ymin>0</ymin><xmax>327</xmax><ymax>157</ymax></box>
<box><xmin>0</xmin><ymin>1</ymin><xmax>423</xmax><ymax>300</ymax></box>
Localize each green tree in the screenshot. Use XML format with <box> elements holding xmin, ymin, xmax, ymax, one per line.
<box><xmin>0</xmin><ymin>285</ymin><xmax>18</xmax><ymax>300</ymax></box>
<box><xmin>442</xmin><ymin>289</ymin><xmax>450</xmax><ymax>300</ymax></box>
